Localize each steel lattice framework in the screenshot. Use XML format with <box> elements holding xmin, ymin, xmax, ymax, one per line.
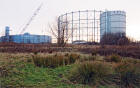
<box><xmin>58</xmin><ymin>10</ymin><xmax>103</xmax><ymax>43</ymax></box>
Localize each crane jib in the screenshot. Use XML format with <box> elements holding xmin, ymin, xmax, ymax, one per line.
<box><xmin>20</xmin><ymin>3</ymin><xmax>43</xmax><ymax>34</ymax></box>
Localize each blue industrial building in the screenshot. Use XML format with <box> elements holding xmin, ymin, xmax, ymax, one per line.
<box><xmin>0</xmin><ymin>26</ymin><xmax>52</xmax><ymax>44</ymax></box>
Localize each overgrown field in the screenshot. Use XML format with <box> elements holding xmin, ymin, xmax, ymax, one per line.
<box><xmin>0</xmin><ymin>43</ymin><xmax>140</xmax><ymax>59</ymax></box>
<box><xmin>0</xmin><ymin>53</ymin><xmax>90</xmax><ymax>88</ymax></box>
<box><xmin>0</xmin><ymin>52</ymin><xmax>140</xmax><ymax>88</ymax></box>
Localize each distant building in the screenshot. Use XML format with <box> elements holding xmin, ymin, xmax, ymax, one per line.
<box><xmin>5</xmin><ymin>26</ymin><xmax>10</xmax><ymax>42</ymax></box>
<box><xmin>72</xmin><ymin>40</ymin><xmax>87</xmax><ymax>44</ymax></box>
<box><xmin>0</xmin><ymin>26</ymin><xmax>52</xmax><ymax>44</ymax></box>
<box><xmin>59</xmin><ymin>10</ymin><xmax>127</xmax><ymax>43</ymax></box>
<box><xmin>100</xmin><ymin>11</ymin><xmax>126</xmax><ymax>39</ymax></box>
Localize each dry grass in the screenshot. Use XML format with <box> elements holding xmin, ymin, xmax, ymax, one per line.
<box><xmin>0</xmin><ymin>52</ymin><xmax>140</xmax><ymax>88</ymax></box>
<box><xmin>78</xmin><ymin>45</ymin><xmax>140</xmax><ymax>59</ymax></box>
<box><xmin>67</xmin><ymin>55</ymin><xmax>140</xmax><ymax>87</ymax></box>
<box><xmin>0</xmin><ymin>53</ymin><xmax>32</xmax><ymax>66</ymax></box>
<box><xmin>113</xmin><ymin>59</ymin><xmax>140</xmax><ymax>88</ymax></box>
<box><xmin>0</xmin><ymin>43</ymin><xmax>140</xmax><ymax>59</ymax></box>
<box><xmin>68</xmin><ymin>61</ymin><xmax>113</xmax><ymax>85</ymax></box>
<box><xmin>32</xmin><ymin>53</ymin><xmax>81</xmax><ymax>68</ymax></box>
<box><xmin>104</xmin><ymin>54</ymin><xmax>122</xmax><ymax>63</ymax></box>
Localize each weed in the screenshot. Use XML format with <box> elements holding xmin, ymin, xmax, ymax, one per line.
<box><xmin>105</xmin><ymin>54</ymin><xmax>122</xmax><ymax>63</ymax></box>
<box><xmin>32</xmin><ymin>53</ymin><xmax>81</xmax><ymax>68</ymax></box>
<box><xmin>68</xmin><ymin>53</ymin><xmax>80</xmax><ymax>64</ymax></box>
<box><xmin>26</xmin><ymin>58</ymin><xmax>32</xmax><ymax>63</ymax></box>
<box><xmin>114</xmin><ymin>62</ymin><xmax>140</xmax><ymax>88</ymax></box>
<box><xmin>32</xmin><ymin>55</ymin><xmax>45</xmax><ymax>67</ymax></box>
<box><xmin>68</xmin><ymin>61</ymin><xmax>112</xmax><ymax>85</ymax></box>
<box><xmin>122</xmin><ymin>58</ymin><xmax>140</xmax><ymax>64</ymax></box>
<box><xmin>88</xmin><ymin>55</ymin><xmax>96</xmax><ymax>61</ymax></box>
<box><xmin>91</xmin><ymin>51</ymin><xmax>97</xmax><ymax>56</ymax></box>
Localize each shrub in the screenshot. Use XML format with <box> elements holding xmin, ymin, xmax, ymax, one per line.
<box><xmin>117</xmin><ymin>37</ymin><xmax>130</xmax><ymax>45</ymax></box>
<box><xmin>88</xmin><ymin>55</ymin><xmax>96</xmax><ymax>61</ymax></box>
<box><xmin>46</xmin><ymin>55</ymin><xmax>67</xmax><ymax>68</ymax></box>
<box><xmin>64</xmin><ymin>53</ymin><xmax>69</xmax><ymax>57</ymax></box>
<box><xmin>33</xmin><ymin>51</ymin><xmax>38</xmax><ymax>55</ymax></box>
<box><xmin>78</xmin><ymin>54</ymin><xmax>97</xmax><ymax>62</ymax></box>
<box><xmin>68</xmin><ymin>61</ymin><xmax>112</xmax><ymax>85</ymax></box>
<box><xmin>100</xmin><ymin>32</ymin><xmax>130</xmax><ymax>45</ymax></box>
<box><xmin>33</xmin><ymin>55</ymin><xmax>45</xmax><ymax>67</ymax></box>
<box><xmin>68</xmin><ymin>53</ymin><xmax>80</xmax><ymax>64</ymax></box>
<box><xmin>105</xmin><ymin>54</ymin><xmax>122</xmax><ymax>63</ymax></box>
<box><xmin>114</xmin><ymin>62</ymin><xmax>140</xmax><ymax>88</ymax></box>
<box><xmin>0</xmin><ymin>65</ymin><xmax>9</xmax><ymax>77</ymax></box>
<box><xmin>122</xmin><ymin>58</ymin><xmax>140</xmax><ymax>64</ymax></box>
<box><xmin>26</xmin><ymin>58</ymin><xmax>32</xmax><ymax>63</ymax></box>
<box><xmin>114</xmin><ymin>61</ymin><xmax>140</xmax><ymax>75</ymax></box>
<box><xmin>32</xmin><ymin>53</ymin><xmax>81</xmax><ymax>68</ymax></box>
<box><xmin>77</xmin><ymin>55</ymin><xmax>96</xmax><ymax>62</ymax></box>
<box><xmin>91</xmin><ymin>51</ymin><xmax>97</xmax><ymax>56</ymax></box>
<box><xmin>32</xmin><ymin>54</ymin><xmax>68</xmax><ymax>68</ymax></box>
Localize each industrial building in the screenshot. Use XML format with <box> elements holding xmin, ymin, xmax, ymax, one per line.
<box><xmin>0</xmin><ymin>26</ymin><xmax>52</xmax><ymax>44</ymax></box>
<box><xmin>58</xmin><ymin>10</ymin><xmax>126</xmax><ymax>43</ymax></box>
<box><xmin>0</xmin><ymin>4</ymin><xmax>52</xmax><ymax>44</ymax></box>
<box><xmin>100</xmin><ymin>11</ymin><xmax>126</xmax><ymax>39</ymax></box>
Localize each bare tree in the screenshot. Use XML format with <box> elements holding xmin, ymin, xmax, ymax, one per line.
<box><xmin>49</xmin><ymin>17</ymin><xmax>71</xmax><ymax>47</ymax></box>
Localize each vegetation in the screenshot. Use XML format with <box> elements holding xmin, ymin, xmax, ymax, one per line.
<box><xmin>104</xmin><ymin>54</ymin><xmax>122</xmax><ymax>63</ymax></box>
<box><xmin>100</xmin><ymin>33</ymin><xmax>130</xmax><ymax>45</ymax></box>
<box><xmin>114</xmin><ymin>59</ymin><xmax>140</xmax><ymax>88</ymax></box>
<box><xmin>68</xmin><ymin>56</ymin><xmax>140</xmax><ymax>88</ymax></box>
<box><xmin>68</xmin><ymin>61</ymin><xmax>112</xmax><ymax>86</ymax></box>
<box><xmin>32</xmin><ymin>53</ymin><xmax>80</xmax><ymax>68</ymax></box>
<box><xmin>78</xmin><ymin>45</ymin><xmax>140</xmax><ymax>59</ymax></box>
<box><xmin>0</xmin><ymin>53</ymin><xmax>89</xmax><ymax>88</ymax></box>
<box><xmin>1</xmin><ymin>43</ymin><xmax>140</xmax><ymax>59</ymax></box>
<box><xmin>0</xmin><ymin>43</ymin><xmax>140</xmax><ymax>88</ymax></box>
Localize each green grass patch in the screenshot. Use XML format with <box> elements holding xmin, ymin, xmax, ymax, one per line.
<box><xmin>0</xmin><ymin>60</ymin><xmax>90</xmax><ymax>88</ymax></box>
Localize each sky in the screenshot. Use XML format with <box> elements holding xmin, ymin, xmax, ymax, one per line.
<box><xmin>0</xmin><ymin>0</ymin><xmax>140</xmax><ymax>40</ymax></box>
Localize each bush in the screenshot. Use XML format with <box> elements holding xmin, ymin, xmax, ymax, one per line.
<box><xmin>91</xmin><ymin>51</ymin><xmax>97</xmax><ymax>56</ymax></box>
<box><xmin>26</xmin><ymin>58</ymin><xmax>32</xmax><ymax>63</ymax></box>
<box><xmin>32</xmin><ymin>53</ymin><xmax>81</xmax><ymax>68</ymax></box>
<box><xmin>122</xmin><ymin>58</ymin><xmax>140</xmax><ymax>64</ymax></box>
<box><xmin>32</xmin><ymin>54</ymin><xmax>68</xmax><ymax>68</ymax></box>
<box><xmin>68</xmin><ymin>61</ymin><xmax>112</xmax><ymax>85</ymax></box>
<box><xmin>105</xmin><ymin>54</ymin><xmax>122</xmax><ymax>63</ymax></box>
<box><xmin>77</xmin><ymin>55</ymin><xmax>96</xmax><ymax>62</ymax></box>
<box><xmin>114</xmin><ymin>61</ymin><xmax>140</xmax><ymax>75</ymax></box>
<box><xmin>114</xmin><ymin>62</ymin><xmax>140</xmax><ymax>88</ymax></box>
<box><xmin>88</xmin><ymin>55</ymin><xmax>96</xmax><ymax>61</ymax></box>
<box><xmin>68</xmin><ymin>53</ymin><xmax>80</xmax><ymax>64</ymax></box>
<box><xmin>100</xmin><ymin>33</ymin><xmax>130</xmax><ymax>45</ymax></box>
<box><xmin>32</xmin><ymin>55</ymin><xmax>45</xmax><ymax>67</ymax></box>
<box><xmin>117</xmin><ymin>37</ymin><xmax>130</xmax><ymax>45</ymax></box>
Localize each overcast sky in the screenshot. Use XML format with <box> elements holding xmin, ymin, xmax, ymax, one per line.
<box><xmin>0</xmin><ymin>0</ymin><xmax>140</xmax><ymax>40</ymax></box>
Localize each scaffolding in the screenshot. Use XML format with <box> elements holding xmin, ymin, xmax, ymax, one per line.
<box><xmin>58</xmin><ymin>10</ymin><xmax>103</xmax><ymax>43</ymax></box>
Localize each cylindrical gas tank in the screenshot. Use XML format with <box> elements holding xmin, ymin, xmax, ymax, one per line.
<box><xmin>100</xmin><ymin>11</ymin><xmax>126</xmax><ymax>38</ymax></box>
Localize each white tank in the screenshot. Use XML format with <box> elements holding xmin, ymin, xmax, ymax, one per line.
<box><xmin>100</xmin><ymin>11</ymin><xmax>126</xmax><ymax>39</ymax></box>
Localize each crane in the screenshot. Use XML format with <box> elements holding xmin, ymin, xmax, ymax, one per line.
<box><xmin>20</xmin><ymin>3</ymin><xmax>43</xmax><ymax>34</ymax></box>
